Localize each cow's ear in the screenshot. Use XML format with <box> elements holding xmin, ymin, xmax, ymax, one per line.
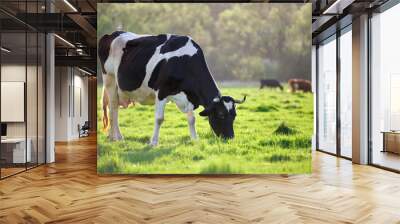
<box><xmin>199</xmin><ymin>107</ymin><xmax>211</xmax><ymax>116</ymax></box>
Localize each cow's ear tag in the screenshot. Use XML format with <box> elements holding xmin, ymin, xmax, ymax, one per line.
<box><xmin>213</xmin><ymin>97</ymin><xmax>220</xmax><ymax>103</ymax></box>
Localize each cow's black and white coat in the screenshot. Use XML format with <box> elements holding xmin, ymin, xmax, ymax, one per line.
<box><xmin>99</xmin><ymin>31</ymin><xmax>245</xmax><ymax>145</ymax></box>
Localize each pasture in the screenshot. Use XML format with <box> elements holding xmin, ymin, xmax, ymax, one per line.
<box><xmin>97</xmin><ymin>86</ymin><xmax>313</xmax><ymax>174</ymax></box>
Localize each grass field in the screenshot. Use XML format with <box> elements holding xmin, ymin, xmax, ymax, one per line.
<box><xmin>97</xmin><ymin>86</ymin><xmax>313</xmax><ymax>174</ymax></box>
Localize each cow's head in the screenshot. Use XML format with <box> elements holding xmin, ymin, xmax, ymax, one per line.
<box><xmin>199</xmin><ymin>95</ymin><xmax>246</xmax><ymax>139</ymax></box>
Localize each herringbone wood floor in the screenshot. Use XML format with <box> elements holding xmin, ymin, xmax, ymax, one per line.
<box><xmin>1</xmin><ymin>135</ymin><xmax>400</xmax><ymax>224</ymax></box>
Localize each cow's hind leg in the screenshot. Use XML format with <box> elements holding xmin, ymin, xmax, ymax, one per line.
<box><xmin>104</xmin><ymin>74</ymin><xmax>123</xmax><ymax>141</ymax></box>
<box><xmin>187</xmin><ymin>110</ymin><xmax>197</xmax><ymax>140</ymax></box>
<box><xmin>150</xmin><ymin>97</ymin><xmax>167</xmax><ymax>146</ymax></box>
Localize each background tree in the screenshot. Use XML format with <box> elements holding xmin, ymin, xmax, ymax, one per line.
<box><xmin>97</xmin><ymin>3</ymin><xmax>311</xmax><ymax>83</ymax></box>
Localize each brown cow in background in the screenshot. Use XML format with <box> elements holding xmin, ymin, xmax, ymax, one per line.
<box><xmin>288</xmin><ymin>79</ymin><xmax>312</xmax><ymax>93</ymax></box>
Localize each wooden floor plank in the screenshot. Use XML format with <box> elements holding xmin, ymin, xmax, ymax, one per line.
<box><xmin>0</xmin><ymin>135</ymin><xmax>400</xmax><ymax>223</ymax></box>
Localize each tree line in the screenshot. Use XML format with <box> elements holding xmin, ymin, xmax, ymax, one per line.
<box><xmin>98</xmin><ymin>3</ymin><xmax>311</xmax><ymax>82</ymax></box>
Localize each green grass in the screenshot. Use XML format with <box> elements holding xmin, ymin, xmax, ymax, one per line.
<box><xmin>97</xmin><ymin>87</ymin><xmax>313</xmax><ymax>174</ymax></box>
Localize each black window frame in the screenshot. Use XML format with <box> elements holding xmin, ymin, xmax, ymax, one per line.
<box><xmin>0</xmin><ymin>0</ymin><xmax>48</xmax><ymax>180</ymax></box>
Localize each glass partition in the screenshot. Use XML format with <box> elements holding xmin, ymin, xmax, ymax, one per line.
<box><xmin>1</xmin><ymin>31</ymin><xmax>28</xmax><ymax>177</ymax></box>
<box><xmin>317</xmin><ymin>36</ymin><xmax>337</xmax><ymax>154</ymax></box>
<box><xmin>0</xmin><ymin>1</ymin><xmax>46</xmax><ymax>179</ymax></box>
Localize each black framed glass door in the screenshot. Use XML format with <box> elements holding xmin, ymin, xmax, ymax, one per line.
<box><xmin>317</xmin><ymin>35</ymin><xmax>337</xmax><ymax>155</ymax></box>
<box><xmin>0</xmin><ymin>0</ymin><xmax>46</xmax><ymax>179</ymax></box>
<box><xmin>316</xmin><ymin>22</ymin><xmax>353</xmax><ymax>159</ymax></box>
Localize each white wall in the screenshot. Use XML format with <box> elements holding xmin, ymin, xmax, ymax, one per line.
<box><xmin>71</xmin><ymin>72</ymin><xmax>89</xmax><ymax>138</ymax></box>
<box><xmin>54</xmin><ymin>67</ymin><xmax>89</xmax><ymax>141</ymax></box>
<box><xmin>1</xmin><ymin>65</ymin><xmax>26</xmax><ymax>144</ymax></box>
<box><xmin>1</xmin><ymin>65</ymin><xmax>39</xmax><ymax>138</ymax></box>
<box><xmin>1</xmin><ymin>63</ymin><xmax>46</xmax><ymax>164</ymax></box>
<box><xmin>55</xmin><ymin>67</ymin><xmax>69</xmax><ymax>141</ymax></box>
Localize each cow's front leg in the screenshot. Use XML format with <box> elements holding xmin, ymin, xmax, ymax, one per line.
<box><xmin>150</xmin><ymin>98</ymin><xmax>167</xmax><ymax>146</ymax></box>
<box><xmin>104</xmin><ymin>75</ymin><xmax>123</xmax><ymax>141</ymax></box>
<box><xmin>109</xmin><ymin>99</ymin><xmax>123</xmax><ymax>141</ymax></box>
<box><xmin>187</xmin><ymin>111</ymin><xmax>197</xmax><ymax>140</ymax></box>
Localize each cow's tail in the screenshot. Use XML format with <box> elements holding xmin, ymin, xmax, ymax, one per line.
<box><xmin>102</xmin><ymin>88</ymin><xmax>109</xmax><ymax>132</ymax></box>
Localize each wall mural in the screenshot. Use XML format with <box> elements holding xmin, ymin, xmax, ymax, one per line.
<box><xmin>97</xmin><ymin>3</ymin><xmax>313</xmax><ymax>174</ymax></box>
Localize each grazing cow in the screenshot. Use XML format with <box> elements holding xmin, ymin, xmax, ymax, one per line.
<box><xmin>288</xmin><ymin>79</ymin><xmax>312</xmax><ymax>93</ymax></box>
<box><xmin>259</xmin><ymin>79</ymin><xmax>283</xmax><ymax>90</ymax></box>
<box><xmin>98</xmin><ymin>31</ymin><xmax>246</xmax><ymax>145</ymax></box>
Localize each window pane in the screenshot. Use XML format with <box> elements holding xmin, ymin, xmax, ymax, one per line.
<box><xmin>0</xmin><ymin>0</ymin><xmax>46</xmax><ymax>179</ymax></box>
<box><xmin>371</xmin><ymin>3</ymin><xmax>400</xmax><ymax>171</ymax></box>
<box><xmin>318</xmin><ymin>37</ymin><xmax>337</xmax><ymax>154</ymax></box>
<box><xmin>340</xmin><ymin>28</ymin><xmax>352</xmax><ymax>158</ymax></box>
<box><xmin>1</xmin><ymin>30</ymin><xmax>27</xmax><ymax>177</ymax></box>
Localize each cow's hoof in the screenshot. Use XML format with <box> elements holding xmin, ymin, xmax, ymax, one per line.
<box><xmin>108</xmin><ymin>137</ymin><xmax>123</xmax><ymax>141</ymax></box>
<box><xmin>108</xmin><ymin>134</ymin><xmax>123</xmax><ymax>141</ymax></box>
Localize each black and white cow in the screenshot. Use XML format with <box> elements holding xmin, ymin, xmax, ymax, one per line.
<box><xmin>99</xmin><ymin>31</ymin><xmax>245</xmax><ymax>145</ymax></box>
